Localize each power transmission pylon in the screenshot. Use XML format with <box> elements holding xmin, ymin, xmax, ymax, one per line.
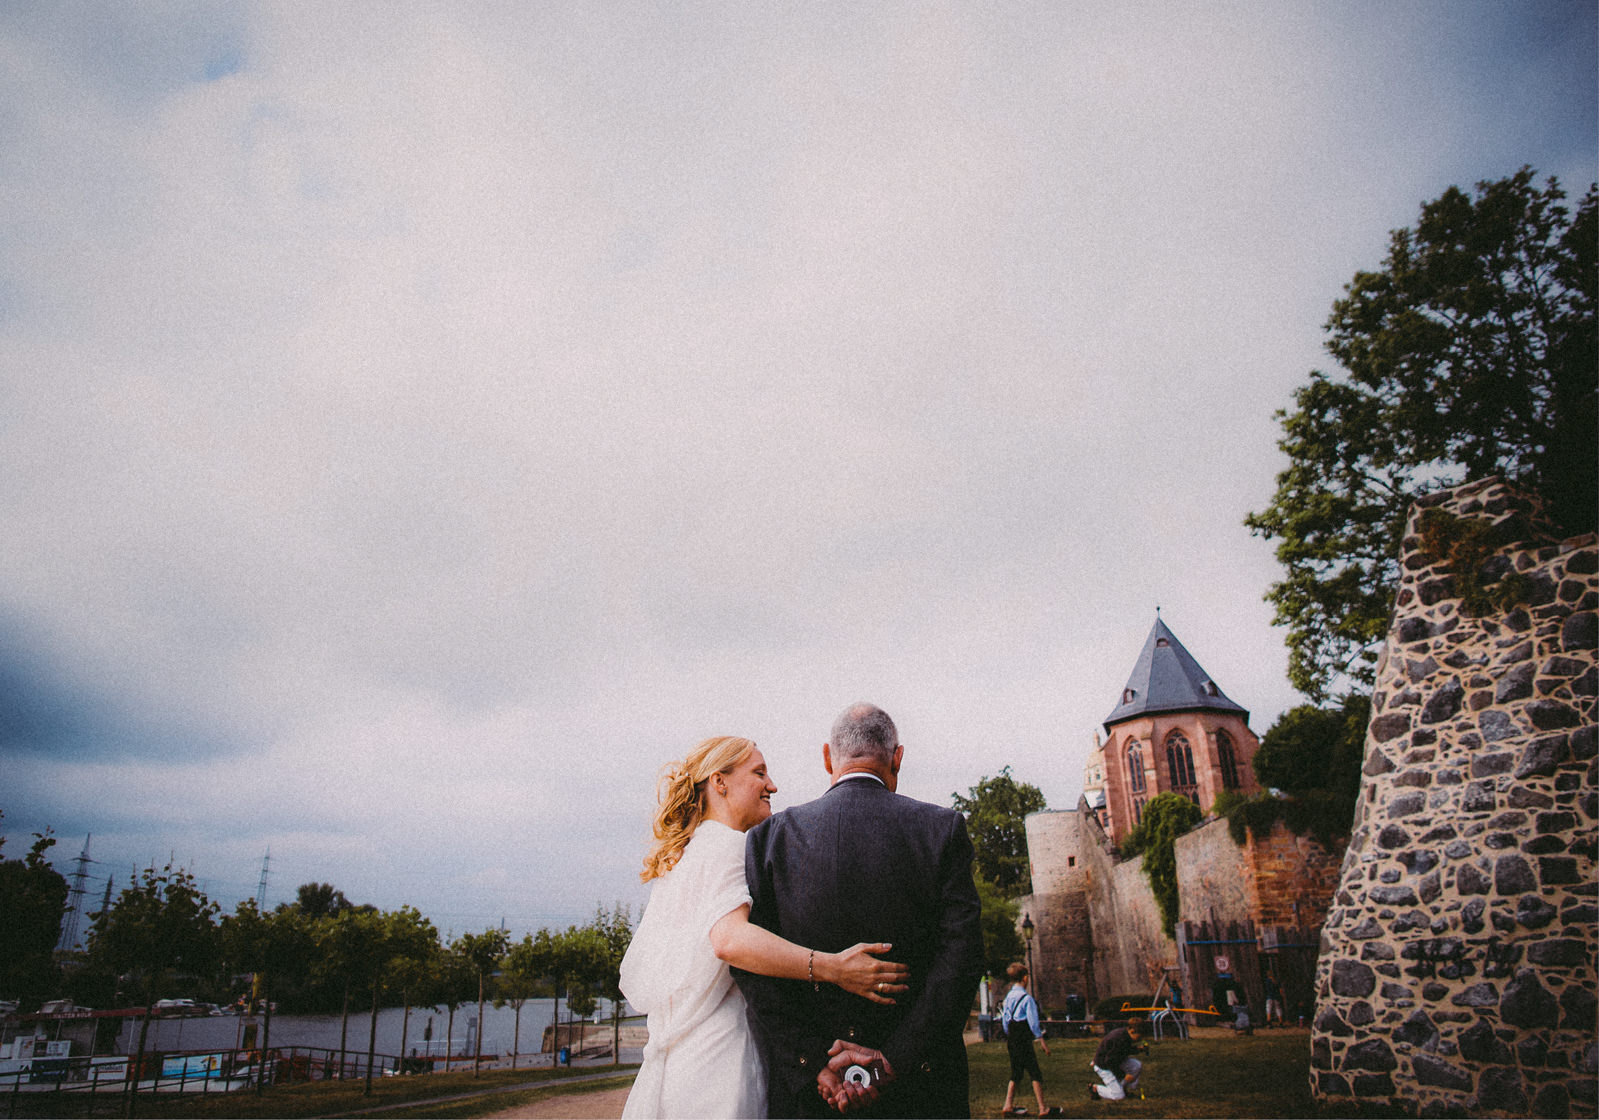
<box><xmin>255</xmin><ymin>848</ymin><xmax>271</xmax><ymax>910</ymax></box>
<box><xmin>55</xmin><ymin>835</ymin><xmax>93</xmax><ymax>953</ymax></box>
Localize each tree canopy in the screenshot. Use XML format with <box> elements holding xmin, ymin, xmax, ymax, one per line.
<box><xmin>1246</xmin><ymin>168</ymin><xmax>1596</xmax><ymax>701</ymax></box>
<box><xmin>951</xmin><ymin>767</ymin><xmax>1047</xmax><ymax>896</ymax></box>
<box><xmin>86</xmin><ymin>863</ymin><xmax>221</xmax><ymax>1004</ymax></box>
<box><xmin>1215</xmin><ymin>695</ymin><xmax>1370</xmax><ymax>849</ymax></box>
<box><xmin>0</xmin><ymin>820</ymin><xmax>68</xmax><ymax>1006</ymax></box>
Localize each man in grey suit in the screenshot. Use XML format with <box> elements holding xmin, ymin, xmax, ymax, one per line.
<box><xmin>735</xmin><ymin>703</ymin><xmax>984</xmax><ymax>1117</ymax></box>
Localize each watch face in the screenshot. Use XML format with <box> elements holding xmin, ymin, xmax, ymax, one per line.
<box><xmin>844</xmin><ymin>1063</ymin><xmax>879</xmax><ymax>1087</ymax></box>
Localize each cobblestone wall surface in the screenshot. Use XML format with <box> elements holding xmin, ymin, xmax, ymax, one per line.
<box><xmin>1311</xmin><ymin>479</ymin><xmax>1597</xmax><ymax>1118</ymax></box>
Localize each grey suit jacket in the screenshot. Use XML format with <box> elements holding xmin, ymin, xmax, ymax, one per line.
<box><xmin>734</xmin><ymin>778</ymin><xmax>984</xmax><ymax>1119</ymax></box>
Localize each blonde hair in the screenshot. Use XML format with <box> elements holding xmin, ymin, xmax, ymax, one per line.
<box><xmin>640</xmin><ymin>736</ymin><xmax>757</xmax><ymax>882</ymax></box>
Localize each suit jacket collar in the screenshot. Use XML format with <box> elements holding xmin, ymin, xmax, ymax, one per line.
<box><xmin>826</xmin><ymin>772</ymin><xmax>888</xmax><ymax>795</ymax></box>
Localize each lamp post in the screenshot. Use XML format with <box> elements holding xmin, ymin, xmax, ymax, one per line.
<box><xmin>1021</xmin><ymin>913</ymin><xmax>1035</xmax><ymax>988</ymax></box>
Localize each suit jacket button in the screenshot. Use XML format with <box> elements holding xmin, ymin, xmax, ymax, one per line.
<box><xmin>847</xmin><ymin>1027</ymin><xmax>857</xmax><ymax>1039</ymax></box>
<box><xmin>798</xmin><ymin>1057</ymin><xmax>808</xmax><ymax>1068</ymax></box>
<box><xmin>920</xmin><ymin>1061</ymin><xmax>933</xmax><ymax>1074</ymax></box>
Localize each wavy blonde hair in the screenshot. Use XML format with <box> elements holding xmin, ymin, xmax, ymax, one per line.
<box><xmin>640</xmin><ymin>736</ymin><xmax>756</xmax><ymax>882</ymax></box>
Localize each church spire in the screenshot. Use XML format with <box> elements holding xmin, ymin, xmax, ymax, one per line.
<box><xmin>1102</xmin><ymin>615</ymin><xmax>1248</xmax><ymax>730</ymax></box>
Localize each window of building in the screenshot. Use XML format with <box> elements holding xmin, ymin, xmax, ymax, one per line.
<box><xmin>1067</xmin><ymin>856</ymin><xmax>1076</xmax><ymax>867</ymax></box>
<box><xmin>1127</xmin><ymin>740</ymin><xmax>1146</xmax><ymax>794</ymax></box>
<box><xmin>1166</xmin><ymin>729</ymin><xmax>1197</xmax><ymax>799</ymax></box>
<box><xmin>1133</xmin><ymin>796</ymin><xmax>1147</xmax><ymax>825</ymax></box>
<box><xmin>1218</xmin><ymin>729</ymin><xmax>1240</xmax><ymax>789</ymax></box>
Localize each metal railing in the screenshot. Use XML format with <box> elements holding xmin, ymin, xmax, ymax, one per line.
<box><xmin>1</xmin><ymin>1045</ymin><xmax>406</xmax><ymax>1118</ymax></box>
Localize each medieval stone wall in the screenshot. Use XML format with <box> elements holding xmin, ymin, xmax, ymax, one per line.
<box><xmin>1176</xmin><ymin>817</ymin><xmax>1256</xmax><ymax>926</ymax></box>
<box><xmin>1250</xmin><ymin>820</ymin><xmax>1345</xmax><ymax>931</ymax></box>
<box><xmin>1020</xmin><ymin>809</ymin><xmax>1095</xmax><ymax>1008</ymax></box>
<box><xmin>1311</xmin><ymin>478</ymin><xmax>1597</xmax><ymax>1118</ymax></box>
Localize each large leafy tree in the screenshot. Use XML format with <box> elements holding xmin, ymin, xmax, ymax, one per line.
<box><xmin>951</xmin><ymin>767</ymin><xmax>1047</xmax><ymax>896</ymax></box>
<box><xmin>0</xmin><ymin>820</ymin><xmax>68</xmax><ymax>1007</ymax></box>
<box><xmin>1247</xmin><ymin>168</ymin><xmax>1596</xmax><ymax>701</ymax></box>
<box><xmin>1216</xmin><ymin>696</ymin><xmax>1371</xmax><ymax>850</ymax></box>
<box><xmin>972</xmin><ymin>875</ymin><xmax>1025</xmax><ymax>981</ymax></box>
<box><xmin>86</xmin><ymin>862</ymin><xmax>222</xmax><ymax>1004</ymax></box>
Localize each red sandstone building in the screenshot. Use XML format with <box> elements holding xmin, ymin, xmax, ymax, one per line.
<box><xmin>1097</xmin><ymin>616</ymin><xmax>1263</xmax><ymax>844</ymax></box>
<box><xmin>1020</xmin><ymin>616</ymin><xmax>1337</xmax><ymax>1013</ymax></box>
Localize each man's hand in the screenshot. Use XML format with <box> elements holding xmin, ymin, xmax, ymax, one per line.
<box><xmin>815</xmin><ymin>1040</ymin><xmax>894</xmax><ymax>1113</ymax></box>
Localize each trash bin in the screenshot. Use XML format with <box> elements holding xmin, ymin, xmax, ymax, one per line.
<box><xmin>1064</xmin><ymin>994</ymin><xmax>1086</xmax><ymax>1037</ymax></box>
<box><xmin>558</xmin><ymin>1047</ymin><xmax>570</xmax><ymax>1065</ymax></box>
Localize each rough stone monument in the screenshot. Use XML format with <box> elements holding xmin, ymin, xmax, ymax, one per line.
<box><xmin>1311</xmin><ymin>477</ymin><xmax>1596</xmax><ymax>1117</ymax></box>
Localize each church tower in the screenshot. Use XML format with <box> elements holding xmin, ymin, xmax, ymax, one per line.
<box><xmin>1099</xmin><ymin>616</ymin><xmax>1261</xmax><ymax>845</ymax></box>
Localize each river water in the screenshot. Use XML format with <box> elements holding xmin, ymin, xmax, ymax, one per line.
<box><xmin>110</xmin><ymin>997</ymin><xmax>629</xmax><ymax>1060</ymax></box>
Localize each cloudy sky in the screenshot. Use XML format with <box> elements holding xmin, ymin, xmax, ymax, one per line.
<box><xmin>2</xmin><ymin>1</ymin><xmax>1594</xmax><ymax>941</ymax></box>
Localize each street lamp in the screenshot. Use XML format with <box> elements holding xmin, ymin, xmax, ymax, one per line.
<box><xmin>1021</xmin><ymin>913</ymin><xmax>1035</xmax><ymax>987</ymax></box>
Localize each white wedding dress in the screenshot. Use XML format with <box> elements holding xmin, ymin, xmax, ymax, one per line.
<box><xmin>620</xmin><ymin>819</ymin><xmax>768</xmax><ymax>1119</ymax></box>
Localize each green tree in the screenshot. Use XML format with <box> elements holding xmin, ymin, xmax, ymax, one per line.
<box><xmin>951</xmin><ymin>767</ymin><xmax>1047</xmax><ymax>896</ymax></box>
<box><xmin>1246</xmin><ymin>169</ymin><xmax>1597</xmax><ymax>701</ymax></box>
<box><xmin>1215</xmin><ymin>696</ymin><xmax>1370</xmax><ymax>850</ymax></box>
<box><xmin>431</xmin><ymin>940</ymin><xmax>479</xmax><ymax>1073</ymax></box>
<box><xmin>453</xmin><ymin>928</ymin><xmax>509</xmax><ymax>1074</ymax></box>
<box><xmin>293</xmin><ymin>882</ymin><xmax>355</xmax><ymax>920</ymax></box>
<box><xmin>499</xmin><ymin>934</ymin><xmax>547</xmax><ymax>1069</ymax></box>
<box><xmin>590</xmin><ymin>904</ymin><xmax>634</xmax><ymax>1064</ymax></box>
<box><xmin>1120</xmin><ymin>793</ymin><xmax>1203</xmax><ymax>938</ymax></box>
<box><xmin>972</xmin><ymin>874</ymin><xmax>1025</xmax><ymax>982</ymax></box>
<box><xmin>0</xmin><ymin>820</ymin><xmax>68</xmax><ymax>1008</ymax></box>
<box><xmin>86</xmin><ymin>863</ymin><xmax>222</xmax><ymax>1004</ymax></box>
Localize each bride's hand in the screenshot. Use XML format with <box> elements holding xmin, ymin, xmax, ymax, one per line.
<box><xmin>821</xmin><ymin>943</ymin><xmax>910</xmax><ymax>1004</ymax></box>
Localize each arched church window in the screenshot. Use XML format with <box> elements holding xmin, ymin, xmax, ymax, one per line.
<box><xmin>1218</xmin><ymin>729</ymin><xmax>1240</xmax><ymax>789</ymax></box>
<box><xmin>1126</xmin><ymin>740</ymin><xmax>1146</xmax><ymax>794</ymax></box>
<box><xmin>1165</xmin><ymin>729</ymin><xmax>1197</xmax><ymax>799</ymax></box>
<box><xmin>1133</xmin><ymin>796</ymin><xmax>1147</xmax><ymax>825</ymax></box>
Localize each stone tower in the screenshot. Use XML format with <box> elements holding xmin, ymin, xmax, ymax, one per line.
<box><xmin>1099</xmin><ymin>616</ymin><xmax>1263</xmax><ymax>845</ymax></box>
<box><xmin>1310</xmin><ymin>478</ymin><xmax>1596</xmax><ymax>1117</ymax></box>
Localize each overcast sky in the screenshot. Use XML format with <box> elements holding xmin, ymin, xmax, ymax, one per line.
<box><xmin>2</xmin><ymin>1</ymin><xmax>1594</xmax><ymax>941</ymax></box>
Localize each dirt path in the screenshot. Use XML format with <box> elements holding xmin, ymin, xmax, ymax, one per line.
<box><xmin>481</xmin><ymin>1084</ymin><xmax>631</xmax><ymax>1118</ymax></box>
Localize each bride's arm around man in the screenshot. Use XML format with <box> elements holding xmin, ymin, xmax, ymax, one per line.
<box><xmin>737</xmin><ymin>703</ymin><xmax>985</xmax><ymax>1119</ymax></box>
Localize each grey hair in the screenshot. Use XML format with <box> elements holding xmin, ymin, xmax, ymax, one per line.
<box><xmin>830</xmin><ymin>702</ymin><xmax>898</xmax><ymax>765</ymax></box>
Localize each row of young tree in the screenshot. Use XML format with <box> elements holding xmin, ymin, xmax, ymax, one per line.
<box><xmin>0</xmin><ymin>837</ymin><xmax>632</xmax><ymax>1064</ymax></box>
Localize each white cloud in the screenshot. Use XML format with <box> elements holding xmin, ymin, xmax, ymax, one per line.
<box><xmin>1</xmin><ymin>0</ymin><xmax>1592</xmax><ymax>933</ymax></box>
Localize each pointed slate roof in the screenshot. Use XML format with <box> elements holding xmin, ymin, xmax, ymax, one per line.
<box><xmin>1102</xmin><ymin>616</ymin><xmax>1248</xmax><ymax>730</ymax></box>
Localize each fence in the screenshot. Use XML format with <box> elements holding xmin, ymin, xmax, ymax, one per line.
<box><xmin>0</xmin><ymin>1045</ymin><xmax>404</xmax><ymax>1118</ymax></box>
<box><xmin>1176</xmin><ymin>919</ymin><xmax>1318</xmax><ymax>1028</ymax></box>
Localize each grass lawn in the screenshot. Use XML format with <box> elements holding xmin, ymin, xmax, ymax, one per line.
<box><xmin>13</xmin><ymin>1032</ymin><xmax>1334</xmax><ymax>1118</ymax></box>
<box><xmin>967</xmin><ymin>1028</ymin><xmax>1320</xmax><ymax>1118</ymax></box>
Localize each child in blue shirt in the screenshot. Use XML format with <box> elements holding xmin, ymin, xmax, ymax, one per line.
<box><xmin>1000</xmin><ymin>962</ymin><xmax>1062</xmax><ymax>1117</ymax></box>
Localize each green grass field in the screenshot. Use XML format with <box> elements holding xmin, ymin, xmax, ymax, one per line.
<box><xmin>966</xmin><ymin>1029</ymin><xmax>1319</xmax><ymax>1118</ymax></box>
<box><xmin>12</xmin><ymin>1031</ymin><xmax>1334</xmax><ymax>1118</ymax></box>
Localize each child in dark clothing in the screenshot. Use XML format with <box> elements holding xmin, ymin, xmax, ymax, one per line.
<box><xmin>999</xmin><ymin>963</ymin><xmax>1062</xmax><ymax>1117</ymax></box>
<box><xmin>1088</xmin><ymin>1018</ymin><xmax>1147</xmax><ymax>1101</ymax></box>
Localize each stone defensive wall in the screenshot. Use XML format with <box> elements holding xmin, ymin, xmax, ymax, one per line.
<box><xmin>1311</xmin><ymin>478</ymin><xmax>1597</xmax><ymax>1117</ymax></box>
<box><xmin>1175</xmin><ymin>815</ymin><xmax>1343</xmax><ymax>934</ymax></box>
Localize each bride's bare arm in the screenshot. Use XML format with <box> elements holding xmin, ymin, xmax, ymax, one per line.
<box><xmin>709</xmin><ymin>904</ymin><xmax>909</xmax><ymax>1004</ymax></box>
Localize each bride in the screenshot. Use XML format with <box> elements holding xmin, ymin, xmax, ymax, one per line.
<box><xmin>620</xmin><ymin>736</ymin><xmax>907</xmax><ymax>1119</ymax></box>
